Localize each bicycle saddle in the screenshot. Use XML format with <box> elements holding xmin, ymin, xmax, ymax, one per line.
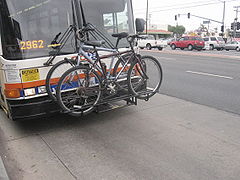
<box><xmin>112</xmin><ymin>32</ymin><xmax>129</xmax><ymax>39</ymax></box>
<box><xmin>84</xmin><ymin>40</ymin><xmax>105</xmax><ymax>47</ymax></box>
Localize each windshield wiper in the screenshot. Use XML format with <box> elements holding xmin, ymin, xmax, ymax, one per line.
<box><xmin>44</xmin><ymin>25</ymin><xmax>76</xmax><ymax>66</ymax></box>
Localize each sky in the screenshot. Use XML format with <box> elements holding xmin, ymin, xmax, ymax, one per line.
<box><xmin>132</xmin><ymin>0</ymin><xmax>240</xmax><ymax>32</ymax></box>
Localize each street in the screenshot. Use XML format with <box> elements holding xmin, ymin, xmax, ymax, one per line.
<box><xmin>142</xmin><ymin>48</ymin><xmax>240</xmax><ymax>115</ymax></box>
<box><xmin>1</xmin><ymin>0</ymin><xmax>240</xmax><ymax>179</ymax></box>
<box><xmin>0</xmin><ymin>49</ymin><xmax>240</xmax><ymax>179</ymax></box>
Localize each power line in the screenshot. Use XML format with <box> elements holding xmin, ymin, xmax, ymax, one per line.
<box><xmin>134</xmin><ymin>0</ymin><xmax>239</xmax><ymax>13</ymax></box>
<box><xmin>134</xmin><ymin>0</ymin><xmax>217</xmax><ymax>12</ymax></box>
<box><xmin>150</xmin><ymin>2</ymin><xmax>223</xmax><ymax>13</ymax></box>
<box><xmin>134</xmin><ymin>0</ymin><xmax>238</xmax><ymax>12</ymax></box>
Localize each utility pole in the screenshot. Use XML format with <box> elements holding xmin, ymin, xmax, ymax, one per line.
<box><xmin>220</xmin><ymin>1</ymin><xmax>226</xmax><ymax>37</ymax></box>
<box><xmin>146</xmin><ymin>0</ymin><xmax>148</xmax><ymax>34</ymax></box>
<box><xmin>218</xmin><ymin>0</ymin><xmax>225</xmax><ymax>33</ymax></box>
<box><xmin>233</xmin><ymin>6</ymin><xmax>240</xmax><ymax>38</ymax></box>
<box><xmin>222</xmin><ymin>1</ymin><xmax>225</xmax><ymax>25</ymax></box>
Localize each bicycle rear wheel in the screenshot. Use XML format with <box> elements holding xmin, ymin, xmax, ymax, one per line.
<box><xmin>46</xmin><ymin>58</ymin><xmax>76</xmax><ymax>101</ymax></box>
<box><xmin>56</xmin><ymin>66</ymin><xmax>102</xmax><ymax>116</ymax></box>
<box><xmin>127</xmin><ymin>55</ymin><xmax>162</xmax><ymax>99</ymax></box>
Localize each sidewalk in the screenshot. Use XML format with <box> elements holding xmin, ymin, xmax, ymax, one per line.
<box><xmin>0</xmin><ymin>156</ymin><xmax>9</xmax><ymax>180</ymax></box>
<box><xmin>0</xmin><ymin>94</ymin><xmax>240</xmax><ymax>180</ymax></box>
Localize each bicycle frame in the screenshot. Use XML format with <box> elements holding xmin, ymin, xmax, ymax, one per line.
<box><xmin>78</xmin><ymin>42</ymin><xmax>134</xmax><ymax>84</ymax></box>
<box><xmin>60</xmin><ymin>34</ymin><xmax>149</xmax><ymax>95</ymax></box>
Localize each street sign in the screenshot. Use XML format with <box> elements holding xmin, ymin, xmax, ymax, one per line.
<box><xmin>203</xmin><ymin>21</ymin><xmax>210</xmax><ymax>24</ymax></box>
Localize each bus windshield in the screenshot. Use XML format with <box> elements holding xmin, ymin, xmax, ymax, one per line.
<box><xmin>0</xmin><ymin>0</ymin><xmax>134</xmax><ymax>60</ymax></box>
<box><xmin>81</xmin><ymin>0</ymin><xmax>134</xmax><ymax>48</ymax></box>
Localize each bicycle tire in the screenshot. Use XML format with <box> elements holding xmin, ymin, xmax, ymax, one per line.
<box><xmin>46</xmin><ymin>58</ymin><xmax>76</xmax><ymax>101</ymax></box>
<box><xmin>56</xmin><ymin>65</ymin><xmax>102</xmax><ymax>116</ymax></box>
<box><xmin>112</xmin><ymin>53</ymin><xmax>133</xmax><ymax>92</ymax></box>
<box><xmin>127</xmin><ymin>55</ymin><xmax>163</xmax><ymax>99</ymax></box>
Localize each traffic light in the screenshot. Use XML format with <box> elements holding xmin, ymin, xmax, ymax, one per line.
<box><xmin>231</xmin><ymin>23</ymin><xmax>234</xmax><ymax>30</ymax></box>
<box><xmin>221</xmin><ymin>25</ymin><xmax>224</xmax><ymax>32</ymax></box>
<box><xmin>219</xmin><ymin>33</ymin><xmax>224</xmax><ymax>36</ymax></box>
<box><xmin>187</xmin><ymin>13</ymin><xmax>190</xmax><ymax>19</ymax></box>
<box><xmin>237</xmin><ymin>22</ymin><xmax>240</xmax><ymax>30</ymax></box>
<box><xmin>175</xmin><ymin>15</ymin><xmax>177</xmax><ymax>21</ymax></box>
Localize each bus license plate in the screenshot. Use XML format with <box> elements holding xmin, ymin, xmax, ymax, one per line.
<box><xmin>21</xmin><ymin>68</ymin><xmax>40</xmax><ymax>82</ymax></box>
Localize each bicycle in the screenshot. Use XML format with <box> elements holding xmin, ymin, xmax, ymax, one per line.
<box><xmin>54</xmin><ymin>27</ymin><xmax>163</xmax><ymax>116</ymax></box>
<box><xmin>45</xmin><ymin>24</ymin><xmax>131</xmax><ymax>101</ymax></box>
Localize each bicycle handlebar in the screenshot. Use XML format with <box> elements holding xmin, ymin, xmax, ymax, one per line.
<box><xmin>127</xmin><ymin>34</ymin><xmax>146</xmax><ymax>42</ymax></box>
<box><xmin>76</xmin><ymin>24</ymin><xmax>95</xmax><ymax>41</ymax></box>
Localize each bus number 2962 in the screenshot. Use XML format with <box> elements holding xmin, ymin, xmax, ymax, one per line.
<box><xmin>20</xmin><ymin>40</ymin><xmax>44</xmax><ymax>50</ymax></box>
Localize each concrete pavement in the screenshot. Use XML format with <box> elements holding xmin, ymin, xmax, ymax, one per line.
<box><xmin>0</xmin><ymin>156</ymin><xmax>9</xmax><ymax>180</ymax></box>
<box><xmin>0</xmin><ymin>94</ymin><xmax>240</xmax><ymax>179</ymax></box>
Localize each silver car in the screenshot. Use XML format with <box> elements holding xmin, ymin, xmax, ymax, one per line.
<box><xmin>224</xmin><ymin>41</ymin><xmax>240</xmax><ymax>51</ymax></box>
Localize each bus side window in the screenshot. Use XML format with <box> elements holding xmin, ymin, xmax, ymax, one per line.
<box><xmin>103</xmin><ymin>3</ymin><xmax>129</xmax><ymax>34</ymax></box>
<box><xmin>103</xmin><ymin>13</ymin><xmax>116</xmax><ymax>34</ymax></box>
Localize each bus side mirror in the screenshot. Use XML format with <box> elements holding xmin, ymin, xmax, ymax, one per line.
<box><xmin>135</xmin><ymin>18</ymin><xmax>145</xmax><ymax>33</ymax></box>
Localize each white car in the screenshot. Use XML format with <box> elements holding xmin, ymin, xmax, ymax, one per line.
<box><xmin>138</xmin><ymin>35</ymin><xmax>167</xmax><ymax>50</ymax></box>
<box><xmin>203</xmin><ymin>36</ymin><xmax>225</xmax><ymax>50</ymax></box>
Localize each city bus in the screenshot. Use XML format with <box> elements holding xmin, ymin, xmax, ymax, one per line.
<box><xmin>0</xmin><ymin>0</ymin><xmax>136</xmax><ymax>120</ymax></box>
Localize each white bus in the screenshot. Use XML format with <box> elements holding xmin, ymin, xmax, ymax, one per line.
<box><xmin>0</xmin><ymin>0</ymin><xmax>136</xmax><ymax>120</ymax></box>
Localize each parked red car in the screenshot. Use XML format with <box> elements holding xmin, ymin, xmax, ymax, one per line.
<box><xmin>170</xmin><ymin>36</ymin><xmax>205</xmax><ymax>51</ymax></box>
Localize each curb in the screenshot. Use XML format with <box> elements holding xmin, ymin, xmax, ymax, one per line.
<box><xmin>141</xmin><ymin>49</ymin><xmax>240</xmax><ymax>60</ymax></box>
<box><xmin>0</xmin><ymin>156</ymin><xmax>9</xmax><ymax>180</ymax></box>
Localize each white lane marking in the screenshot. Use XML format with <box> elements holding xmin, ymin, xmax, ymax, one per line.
<box><xmin>186</xmin><ymin>71</ymin><xmax>234</xmax><ymax>80</ymax></box>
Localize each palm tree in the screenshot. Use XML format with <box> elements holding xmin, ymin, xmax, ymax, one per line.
<box><xmin>197</xmin><ymin>24</ymin><xmax>209</xmax><ymax>36</ymax></box>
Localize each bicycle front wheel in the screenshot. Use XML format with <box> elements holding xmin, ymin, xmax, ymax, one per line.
<box><xmin>56</xmin><ymin>66</ymin><xmax>102</xmax><ymax>116</ymax></box>
<box><xmin>112</xmin><ymin>53</ymin><xmax>133</xmax><ymax>92</ymax></box>
<box><xmin>127</xmin><ymin>55</ymin><xmax>163</xmax><ymax>99</ymax></box>
<box><xmin>46</xmin><ymin>58</ymin><xmax>76</xmax><ymax>101</ymax></box>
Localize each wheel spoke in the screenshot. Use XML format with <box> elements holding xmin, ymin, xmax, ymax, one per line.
<box><xmin>128</xmin><ymin>56</ymin><xmax>162</xmax><ymax>99</ymax></box>
<box><xmin>56</xmin><ymin>66</ymin><xmax>102</xmax><ymax>116</ymax></box>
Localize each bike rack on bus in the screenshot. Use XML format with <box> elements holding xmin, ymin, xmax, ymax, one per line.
<box><xmin>94</xmin><ymin>88</ymin><xmax>152</xmax><ymax>113</ymax></box>
<box><xmin>95</xmin><ymin>95</ymin><xmax>137</xmax><ymax>114</ymax></box>
<box><xmin>59</xmin><ymin>89</ymin><xmax>152</xmax><ymax>115</ymax></box>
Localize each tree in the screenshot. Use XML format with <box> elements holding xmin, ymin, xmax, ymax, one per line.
<box><xmin>168</xmin><ymin>25</ymin><xmax>186</xmax><ymax>37</ymax></box>
<box><xmin>197</xmin><ymin>24</ymin><xmax>209</xmax><ymax>36</ymax></box>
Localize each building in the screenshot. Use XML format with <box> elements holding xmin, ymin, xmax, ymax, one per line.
<box><xmin>143</xmin><ymin>24</ymin><xmax>173</xmax><ymax>38</ymax></box>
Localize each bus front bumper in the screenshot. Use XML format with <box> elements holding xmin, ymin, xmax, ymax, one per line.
<box><xmin>7</xmin><ymin>96</ymin><xmax>60</xmax><ymax>121</ymax></box>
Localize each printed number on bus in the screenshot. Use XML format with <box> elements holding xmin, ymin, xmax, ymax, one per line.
<box><xmin>20</xmin><ymin>40</ymin><xmax>44</xmax><ymax>50</ymax></box>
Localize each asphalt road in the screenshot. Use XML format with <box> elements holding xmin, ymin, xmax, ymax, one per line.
<box><xmin>141</xmin><ymin>48</ymin><xmax>240</xmax><ymax>115</ymax></box>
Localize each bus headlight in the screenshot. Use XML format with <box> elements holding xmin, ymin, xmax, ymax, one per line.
<box><xmin>37</xmin><ymin>86</ymin><xmax>46</xmax><ymax>94</ymax></box>
<box><xmin>24</xmin><ymin>88</ymin><xmax>36</xmax><ymax>96</ymax></box>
